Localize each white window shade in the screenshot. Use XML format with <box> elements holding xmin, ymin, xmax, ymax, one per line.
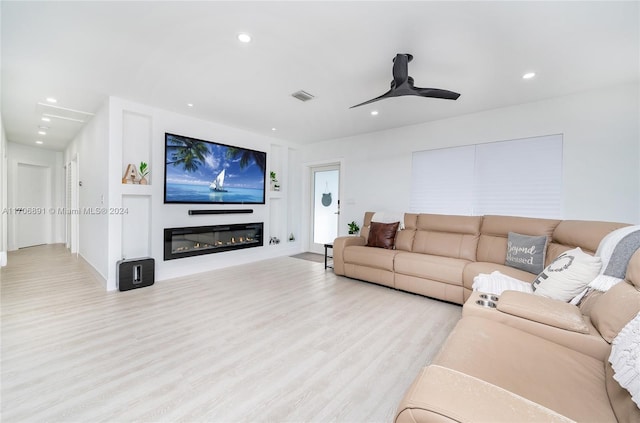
<box><xmin>410</xmin><ymin>145</ymin><xmax>475</xmax><ymax>215</ymax></box>
<box><xmin>410</xmin><ymin>134</ymin><xmax>563</xmax><ymax>218</ymax></box>
<box><xmin>473</xmin><ymin>135</ymin><xmax>562</xmax><ymax>218</ymax></box>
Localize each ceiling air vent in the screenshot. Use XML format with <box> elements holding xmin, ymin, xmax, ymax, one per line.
<box><xmin>291</xmin><ymin>90</ymin><xmax>315</xmax><ymax>102</ymax></box>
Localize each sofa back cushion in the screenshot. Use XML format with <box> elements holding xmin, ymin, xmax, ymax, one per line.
<box><xmin>590</xmin><ymin>250</ymin><xmax>640</xmax><ymax>343</ymax></box>
<box><xmin>548</xmin><ymin>220</ymin><xmax>629</xmax><ymax>264</ymax></box>
<box><xmin>360</xmin><ymin>211</ymin><xmax>376</xmax><ymax>241</ymax></box>
<box><xmin>476</xmin><ymin>215</ymin><xmax>561</xmax><ymax>266</ymax></box>
<box><xmin>396</xmin><ymin>213</ymin><xmax>418</xmax><ymax>252</ymax></box>
<box><xmin>411</xmin><ymin>214</ymin><xmax>481</xmax><ymax>261</ymax></box>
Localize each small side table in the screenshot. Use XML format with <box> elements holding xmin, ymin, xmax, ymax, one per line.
<box><xmin>324</xmin><ymin>243</ymin><xmax>333</xmax><ymax>269</ymax></box>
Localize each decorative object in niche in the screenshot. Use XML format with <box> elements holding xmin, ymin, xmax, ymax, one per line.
<box><xmin>139</xmin><ymin>161</ymin><xmax>150</xmax><ymax>185</ymax></box>
<box><xmin>122</xmin><ymin>164</ymin><xmax>139</xmax><ymax>184</ymax></box>
<box><xmin>270</xmin><ymin>171</ymin><xmax>280</xmax><ymax>191</ymax></box>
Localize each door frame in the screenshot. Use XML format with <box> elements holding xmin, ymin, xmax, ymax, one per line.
<box><xmin>65</xmin><ymin>154</ymin><xmax>79</xmax><ymax>254</ymax></box>
<box><xmin>15</xmin><ymin>163</ymin><xmax>52</xmax><ymax>249</ymax></box>
<box><xmin>303</xmin><ymin>159</ymin><xmax>344</xmax><ymax>254</ymax></box>
<box><xmin>9</xmin><ymin>159</ymin><xmax>53</xmax><ymax>250</ymax></box>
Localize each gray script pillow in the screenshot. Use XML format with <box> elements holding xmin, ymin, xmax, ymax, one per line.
<box><xmin>505</xmin><ymin>232</ymin><xmax>547</xmax><ymax>274</ymax></box>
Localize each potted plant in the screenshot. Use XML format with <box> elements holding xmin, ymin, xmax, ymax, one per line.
<box><xmin>139</xmin><ymin>161</ymin><xmax>150</xmax><ymax>185</ymax></box>
<box><xmin>270</xmin><ymin>171</ymin><xmax>280</xmax><ymax>191</ymax></box>
<box><xmin>348</xmin><ymin>221</ymin><xmax>360</xmax><ymax>235</ymax></box>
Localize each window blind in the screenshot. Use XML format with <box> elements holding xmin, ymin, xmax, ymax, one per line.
<box><xmin>410</xmin><ymin>134</ymin><xmax>563</xmax><ymax>218</ymax></box>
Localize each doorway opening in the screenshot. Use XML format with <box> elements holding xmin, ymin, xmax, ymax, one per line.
<box><xmin>309</xmin><ymin>164</ymin><xmax>340</xmax><ymax>254</ymax></box>
<box><xmin>16</xmin><ymin>163</ymin><xmax>51</xmax><ymax>249</ymax></box>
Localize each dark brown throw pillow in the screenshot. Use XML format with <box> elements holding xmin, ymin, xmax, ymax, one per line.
<box><xmin>367</xmin><ymin>221</ymin><xmax>400</xmax><ymax>249</ymax></box>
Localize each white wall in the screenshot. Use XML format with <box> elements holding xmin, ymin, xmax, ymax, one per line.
<box><xmin>64</xmin><ymin>101</ymin><xmax>110</xmax><ymax>284</ymax></box>
<box><xmin>6</xmin><ymin>142</ymin><xmax>64</xmax><ymax>251</ymax></box>
<box><xmin>1</xmin><ymin>124</ymin><xmax>7</xmax><ymax>266</ymax></box>
<box><xmin>297</xmin><ymin>82</ymin><xmax>640</xmax><ymax>236</ymax></box>
<box><xmin>104</xmin><ymin>97</ymin><xmax>300</xmax><ymax>290</ymax></box>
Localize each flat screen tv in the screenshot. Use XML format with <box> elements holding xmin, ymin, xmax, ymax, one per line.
<box><xmin>164</xmin><ymin>133</ymin><xmax>266</xmax><ymax>204</ymax></box>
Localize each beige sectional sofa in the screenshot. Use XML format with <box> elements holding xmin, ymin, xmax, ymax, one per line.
<box><xmin>333</xmin><ymin>212</ymin><xmax>628</xmax><ymax>304</ymax></box>
<box><xmin>334</xmin><ymin>211</ymin><xmax>639</xmax><ymax>422</ymax></box>
<box><xmin>395</xmin><ymin>249</ymin><xmax>640</xmax><ymax>422</ymax></box>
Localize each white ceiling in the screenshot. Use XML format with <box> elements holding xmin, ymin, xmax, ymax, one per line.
<box><xmin>2</xmin><ymin>1</ymin><xmax>638</xmax><ymax>151</ymax></box>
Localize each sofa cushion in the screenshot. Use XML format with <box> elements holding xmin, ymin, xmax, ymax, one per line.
<box><xmin>505</xmin><ymin>232</ymin><xmax>547</xmax><ymax>274</ymax></box>
<box><xmin>532</xmin><ymin>247</ymin><xmax>602</xmax><ymax>302</ymax></box>
<box><xmin>360</xmin><ymin>211</ymin><xmax>375</xmax><ymax>241</ymax></box>
<box><xmin>343</xmin><ymin>245</ymin><xmax>397</xmax><ymax>271</ymax></box>
<box><xmin>433</xmin><ymin>316</ymin><xmax>617</xmax><ymax>422</ymax></box>
<box><xmin>464</xmin><ymin>292</ymin><xmax>609</xmax><ymax>361</ymax></box>
<box><xmin>551</xmin><ymin>220</ymin><xmax>631</xmax><ymax>256</ymax></box>
<box><xmin>366</xmin><ymin>221</ymin><xmax>399</xmax><ymax>249</ymax></box>
<box><xmin>396</xmin><ymin>365</ymin><xmax>573</xmax><ymax>423</ymax></box>
<box><xmin>590</xmin><ymin>280</ymin><xmax>640</xmax><ymax>343</ymax></box>
<box><xmin>395</xmin><ymin>252</ymin><xmax>469</xmax><ymax>285</ymax></box>
<box><xmin>411</xmin><ymin>214</ymin><xmax>481</xmax><ymax>261</ymax></box>
<box><xmin>476</xmin><ymin>215</ymin><xmax>561</xmax><ymax>265</ymax></box>
<box><xmin>497</xmin><ymin>291</ymin><xmax>589</xmax><ymax>333</ymax></box>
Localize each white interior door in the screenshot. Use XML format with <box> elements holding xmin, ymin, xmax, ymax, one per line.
<box><xmin>309</xmin><ymin>164</ymin><xmax>340</xmax><ymax>254</ymax></box>
<box><xmin>16</xmin><ymin>163</ymin><xmax>49</xmax><ymax>248</ymax></box>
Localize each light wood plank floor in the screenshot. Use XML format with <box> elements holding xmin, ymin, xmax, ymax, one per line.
<box><xmin>1</xmin><ymin>244</ymin><xmax>461</xmax><ymax>422</ymax></box>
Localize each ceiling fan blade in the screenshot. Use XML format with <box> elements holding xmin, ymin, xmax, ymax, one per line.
<box><xmin>350</xmin><ymin>53</ymin><xmax>460</xmax><ymax>108</ymax></box>
<box><xmin>415</xmin><ymin>87</ymin><xmax>461</xmax><ymax>100</ymax></box>
<box><xmin>349</xmin><ymin>90</ymin><xmax>394</xmax><ymax>109</ymax></box>
<box><xmin>392</xmin><ymin>54</ymin><xmax>412</xmax><ymax>88</ymax></box>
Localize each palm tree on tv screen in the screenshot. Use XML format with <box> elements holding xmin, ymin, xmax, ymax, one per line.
<box><xmin>225</xmin><ymin>147</ymin><xmax>266</xmax><ymax>172</ymax></box>
<box><xmin>166</xmin><ymin>138</ymin><xmax>210</xmax><ymax>172</ymax></box>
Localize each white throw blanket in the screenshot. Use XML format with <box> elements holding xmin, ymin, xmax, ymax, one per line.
<box><xmin>472</xmin><ymin>271</ymin><xmax>533</xmax><ymax>296</ymax></box>
<box><xmin>609</xmin><ymin>312</ymin><xmax>640</xmax><ymax>407</ymax></box>
<box><xmin>590</xmin><ymin>225</ymin><xmax>640</xmax><ymax>291</ymax></box>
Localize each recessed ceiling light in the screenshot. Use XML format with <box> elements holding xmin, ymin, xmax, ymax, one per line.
<box><xmin>271</xmin><ymin>127</ymin><xmax>277</xmax><ymax>131</ymax></box>
<box><xmin>35</xmin><ymin>140</ymin><xmax>43</xmax><ymax>145</ymax></box>
<box><xmin>38</xmin><ymin>131</ymin><xmax>46</xmax><ymax>135</ymax></box>
<box><xmin>371</xmin><ymin>110</ymin><xmax>379</xmax><ymax>116</ymax></box>
<box><xmin>41</xmin><ymin>117</ymin><xmax>51</xmax><ymax>122</ymax></box>
<box><xmin>187</xmin><ymin>103</ymin><xmax>194</xmax><ymax>107</ymax></box>
<box><xmin>238</xmin><ymin>33</ymin><xmax>251</xmax><ymax>43</ymax></box>
<box><xmin>46</xmin><ymin>97</ymin><xmax>57</xmax><ymax>103</ymax></box>
<box><xmin>522</xmin><ymin>72</ymin><xmax>536</xmax><ymax>80</ymax></box>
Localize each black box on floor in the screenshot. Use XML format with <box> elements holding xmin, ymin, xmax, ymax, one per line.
<box><xmin>117</xmin><ymin>258</ymin><xmax>155</xmax><ymax>291</ymax></box>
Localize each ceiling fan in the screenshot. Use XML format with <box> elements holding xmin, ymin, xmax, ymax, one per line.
<box><xmin>350</xmin><ymin>53</ymin><xmax>461</xmax><ymax>109</ymax></box>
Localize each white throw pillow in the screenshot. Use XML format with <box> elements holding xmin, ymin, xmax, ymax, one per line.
<box><xmin>532</xmin><ymin>247</ymin><xmax>602</xmax><ymax>302</ymax></box>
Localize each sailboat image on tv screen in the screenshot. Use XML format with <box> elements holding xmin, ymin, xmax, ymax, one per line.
<box><xmin>209</xmin><ymin>169</ymin><xmax>228</xmax><ymax>192</ymax></box>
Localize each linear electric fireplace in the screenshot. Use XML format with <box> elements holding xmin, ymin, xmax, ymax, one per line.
<box><xmin>164</xmin><ymin>222</ymin><xmax>263</xmax><ymax>260</ymax></box>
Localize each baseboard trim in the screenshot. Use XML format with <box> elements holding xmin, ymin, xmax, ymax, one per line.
<box><xmin>76</xmin><ymin>253</ymin><xmax>107</xmax><ymax>289</ymax></box>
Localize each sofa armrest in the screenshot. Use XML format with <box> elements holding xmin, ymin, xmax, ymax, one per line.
<box><xmin>332</xmin><ymin>236</ymin><xmax>366</xmax><ymax>275</ymax></box>
<box><xmin>395</xmin><ymin>365</ymin><xmax>573</xmax><ymax>423</ymax></box>
<box><xmin>497</xmin><ymin>290</ymin><xmax>589</xmax><ymax>333</ymax></box>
